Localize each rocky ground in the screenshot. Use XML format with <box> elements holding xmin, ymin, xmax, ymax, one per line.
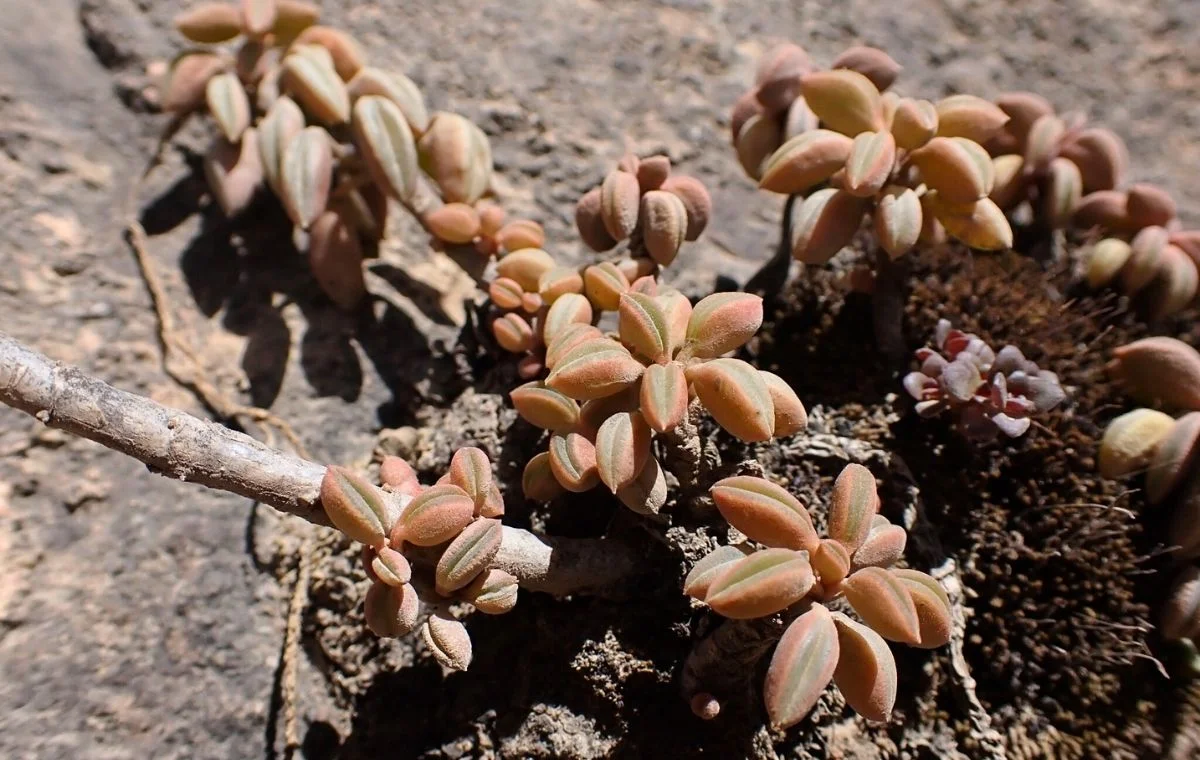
<box><xmin>0</xmin><ymin>1</ymin><xmax>1198</xmax><ymax>758</ymax></box>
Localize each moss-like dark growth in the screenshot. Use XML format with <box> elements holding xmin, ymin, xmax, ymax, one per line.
<box><xmin>754</xmin><ymin>242</ymin><xmax>1200</xmax><ymax>758</ymax></box>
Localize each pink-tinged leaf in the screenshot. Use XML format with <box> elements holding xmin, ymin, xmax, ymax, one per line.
<box><xmin>940</xmin><ymin>357</ymin><xmax>981</xmax><ymax>402</ymax></box>
<box><xmin>435</xmin><ymin>517</ymin><xmax>503</xmax><ymax>593</ymax></box>
<box><xmin>687</xmin><ymin>358</ymin><xmax>776</xmax><ymax>442</ymax></box>
<box><xmin>548</xmin><ymin>433</ymin><xmax>600</xmax><ymax>492</ymax></box>
<box><xmin>758</xmin><ymin>129</ymin><xmax>855</xmax><ymax>195</ymax></box>
<box><xmin>790</xmin><ymin>188</ymin><xmax>870</xmax><ymax>265</ymax></box>
<box><xmin>915</xmin><ymin>400</ymin><xmax>942</xmax><ymax>417</ymax></box>
<box><xmin>831</xmin><ymin>612</ymin><xmax>897</xmax><ymax>722</ymax></box>
<box><xmin>1161</xmin><ymin>566</ymin><xmax>1200</xmax><ymax>640</ymax></box>
<box><xmin>522</xmin><ymin>451</ymin><xmax>565</xmax><ymax>502</ymax></box>
<box><xmin>991</xmin><ymin>413</ymin><xmax>1031</xmax><ymax>438</ymax></box>
<box><xmin>545</xmin><ymin>339</ymin><xmax>645</xmax><ymax>401</ymax></box>
<box><xmin>280</xmin><ymin>126</ymin><xmax>333</xmax><ymax>228</ymax></box>
<box><xmin>370</xmin><ymin>546</ymin><xmax>412</xmax><ymax>587</ymax></box>
<box><xmin>379</xmin><ymin>456</ymin><xmax>420</xmax><ymax>496</ymax></box>
<box><xmin>539</xmin><ymin>266</ymin><xmax>585</xmax><ymax>304</ymax></box>
<box><xmin>391</xmin><ymin>484</ymin><xmax>476</xmax><ymax>547</ymax></box>
<box><xmin>364</xmin><ymin>581</ymin><xmax>420</xmax><ymax>637</ymax></box>
<box><xmin>683</xmin><ymin>544</ymin><xmax>755</xmax><ymax>600</ymax></box>
<box><xmin>640</xmin><ymin>362</ymin><xmax>689</xmax><ymax>433</ymax></box>
<box><xmin>542</xmin><ymin>293</ymin><xmax>594</xmax><ymax>346</ymax></box>
<box><xmin>1109</xmin><ymin>337</ymin><xmax>1200</xmax><ymax>411</ymax></box>
<box><xmin>705</xmin><ymin>548</ymin><xmax>816</xmax><ymax>619</ymax></box>
<box><xmin>764</xmin><ymin>604</ymin><xmax>840</xmax><ymax>730</ymax></box>
<box><xmin>683</xmin><ymin>292</ymin><xmax>764</xmax><ymax>359</ymax></box>
<box><xmin>241</xmin><ymin>0</ymin><xmax>278</xmax><ymax>37</ymax></box>
<box><xmin>1147</xmin><ymin>412</ymin><xmax>1200</xmax><ymax>505</ymax></box>
<box><xmin>479</xmin><ymin>481</ymin><xmax>505</xmax><ymax>518</ymax></box>
<box><xmin>492</xmin><ymin>312</ymin><xmax>534</xmax><ymax>354</ymax></box>
<box><xmin>850</xmin><ymin>519</ymin><xmax>907</xmax><ymax>570</ymax></box>
<box><xmin>616</xmin><ymin>454</ymin><xmax>668</xmax><ymax>515</ymax></box>
<box><xmin>445</xmin><ymin>447</ymin><xmax>493</xmax><ymax>514</ymax></box>
<box><xmin>576</xmin><ymin>386</ymin><xmax>641</xmax><ymax>439</ymax></box>
<box><xmin>510</xmin><ymin>381</ymin><xmax>581</xmax><ymax>433</ymax></box>
<box><xmin>496</xmin><ymin>248</ymin><xmax>555</xmax><ymax>292</ymax></box>
<box><xmin>891</xmin><ymin>569</ymin><xmax>953</xmax><ymax>649</ymax></box>
<box><xmin>828</xmin><ymin>464</ymin><xmax>878</xmax><ymax>550</ymax></box>
<box><xmin>710</xmin><ymin>475</ymin><xmax>819</xmax><ymax>551</ymax></box>
<box><xmin>902</xmin><ymin>372</ymin><xmax>932</xmax><ymax>401</ymax></box>
<box><xmin>463</xmin><ymin>569</ymin><xmax>519</xmax><ymax>615</ymax></box>
<box><xmin>843</xmin><ymin>130</ymin><xmax>896</xmax><ymax>198</ymax></box>
<box><xmin>658</xmin><ymin>289</ymin><xmax>693</xmax><ymax>350</ymax></box>
<box><xmin>583</xmin><ymin>261</ymin><xmax>632</xmax><ymax>311</ymax></box>
<box><xmin>618</xmin><ymin>292</ymin><xmax>673</xmax><ymax>363</ymax></box>
<box><xmin>320</xmin><ymin>465</ymin><xmax>392</xmax><ymax>548</ymax></box>
<box><xmin>488</xmin><ymin>277</ymin><xmax>525</xmax><ymax>310</ymax></box>
<box><xmin>595</xmin><ymin>411</ymin><xmax>652</xmax><ymax>493</ymax></box>
<box><xmin>841</xmin><ymin>566</ymin><xmax>921</xmax><ymax>644</ymax></box>
<box><xmin>422</xmin><ymin>613</ymin><xmax>473</xmax><ymax>671</ymax></box>
<box><xmin>175</xmin><ymin>3</ymin><xmax>244</xmax><ymax>43</ymax></box>
<box><xmin>544</xmin><ymin>324</ymin><xmax>603</xmax><ymax>370</ymax></box>
<box><xmin>812</xmin><ymin>538</ymin><xmax>851</xmax><ymax>588</ymax></box>
<box><xmin>758</xmin><ymin>370</ymin><xmax>808</xmax><ymax>436</ymax></box>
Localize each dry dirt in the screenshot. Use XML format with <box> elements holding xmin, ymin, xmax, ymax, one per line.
<box><xmin>1</xmin><ymin>1</ymin><xmax>1199</xmax><ymax>759</ymax></box>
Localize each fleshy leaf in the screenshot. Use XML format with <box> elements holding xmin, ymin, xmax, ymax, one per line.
<box><xmin>764</xmin><ymin>603</ymin><xmax>840</xmax><ymax>730</ymax></box>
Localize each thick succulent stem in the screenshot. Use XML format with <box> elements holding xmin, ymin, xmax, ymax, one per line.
<box><xmin>744</xmin><ymin>194</ymin><xmax>798</xmax><ymax>300</ymax></box>
<box><xmin>0</xmin><ymin>331</ymin><xmax>638</xmax><ymax>597</ymax></box>
<box><xmin>872</xmin><ymin>246</ymin><xmax>909</xmax><ymax>365</ymax></box>
<box><xmin>659</xmin><ymin>400</ymin><xmax>721</xmax><ymax>513</ymax></box>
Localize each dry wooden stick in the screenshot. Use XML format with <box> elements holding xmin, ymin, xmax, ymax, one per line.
<box><xmin>0</xmin><ymin>331</ymin><xmax>638</xmax><ymax>597</ymax></box>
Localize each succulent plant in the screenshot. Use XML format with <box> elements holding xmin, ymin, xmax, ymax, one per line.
<box><xmin>574</xmin><ymin>152</ymin><xmax>713</xmax><ymax>266</ymax></box>
<box><xmin>1107</xmin><ymin>337</ymin><xmax>1200</xmax><ymax>412</ymax></box>
<box><xmin>981</xmin><ymin>93</ymin><xmax>1131</xmax><ymax>230</ymax></box>
<box><xmin>166</xmin><ymin>1</ymin><xmax>507</xmax><ymax>311</ymax></box>
<box><xmin>732</xmin><ymin>43</ymin><xmax>1014</xmax><ymax>265</ymax></box>
<box><xmin>903</xmin><ymin>319</ymin><xmax>1066</xmax><ymax>440</ymax></box>
<box><xmin>685</xmin><ymin>465</ymin><xmax>951</xmax><ymax>728</ymax></box>
<box><xmin>320</xmin><ymin>447</ymin><xmax>517</xmax><ymax>670</ymax></box>
<box><xmin>512</xmin><ymin>288</ymin><xmax>807</xmax><ymax>512</ymax></box>
<box><xmin>484</xmin><ymin>163</ymin><xmax>713</xmax><ymax>379</ymax></box>
<box><xmin>1081</xmin><ymin>233</ymin><xmax>1199</xmax><ymax>321</ymax></box>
